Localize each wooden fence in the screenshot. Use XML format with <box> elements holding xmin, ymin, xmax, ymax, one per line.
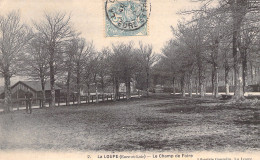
<box><xmin>4</xmin><ymin>93</ymin><xmax>129</xmax><ymax>111</ymax></box>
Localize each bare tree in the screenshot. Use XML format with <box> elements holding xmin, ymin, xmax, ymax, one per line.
<box><xmin>107</xmin><ymin>49</ymin><xmax>120</xmax><ymax>100</ymax></box>
<box><xmin>161</xmin><ymin>39</ymin><xmax>182</xmax><ymax>96</ymax></box>
<box><xmin>73</xmin><ymin>38</ymin><xmax>94</xmax><ymax>105</ymax></box>
<box><xmin>162</xmin><ymin>35</ymin><xmax>195</xmax><ymax>97</ymax></box>
<box><xmin>0</xmin><ymin>11</ymin><xmax>32</xmax><ymax>112</ymax></box>
<box><xmin>34</xmin><ymin>12</ymin><xmax>74</xmax><ymax>107</ymax></box>
<box><xmin>97</xmin><ymin>48</ymin><xmax>110</xmax><ymax>94</ymax></box>
<box><xmin>64</xmin><ymin>40</ymin><xmax>75</xmax><ymax>105</ymax></box>
<box><xmin>183</xmin><ymin>0</ymin><xmax>260</xmax><ymax>99</ymax></box>
<box><xmin>175</xmin><ymin>19</ymin><xmax>207</xmax><ymax>97</ymax></box>
<box><xmin>239</xmin><ymin>25</ymin><xmax>259</xmax><ymax>93</ymax></box>
<box><xmin>221</xmin><ymin>40</ymin><xmax>233</xmax><ymax>94</ymax></box>
<box><xmin>230</xmin><ymin>0</ymin><xmax>248</xmax><ymax>100</ymax></box>
<box><xmin>24</xmin><ymin>33</ymin><xmax>49</xmax><ymax>108</ymax></box>
<box><xmin>89</xmin><ymin>55</ymin><xmax>100</xmax><ymax>103</ymax></box>
<box><xmin>83</xmin><ymin>53</ymin><xmax>96</xmax><ymax>102</ymax></box>
<box><xmin>111</xmin><ymin>42</ymin><xmax>135</xmax><ymax>100</ymax></box>
<box><xmin>202</xmin><ymin>10</ymin><xmax>230</xmax><ymax>98</ymax></box>
<box><xmin>138</xmin><ymin>42</ymin><xmax>158</xmax><ymax>97</ymax></box>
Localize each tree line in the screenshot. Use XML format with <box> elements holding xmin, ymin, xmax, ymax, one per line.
<box><xmin>1</xmin><ymin>0</ymin><xmax>260</xmax><ymax>113</ymax></box>
<box><xmin>155</xmin><ymin>0</ymin><xmax>260</xmax><ymax>99</ymax></box>
<box><xmin>0</xmin><ymin>11</ymin><xmax>158</xmax><ymax>113</ymax></box>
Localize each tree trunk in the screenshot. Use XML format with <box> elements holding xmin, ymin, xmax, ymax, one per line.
<box><xmin>101</xmin><ymin>76</ymin><xmax>105</xmax><ymax>94</ymax></box>
<box><xmin>233</xmin><ymin>63</ymin><xmax>244</xmax><ymax>100</ymax></box>
<box><xmin>172</xmin><ymin>77</ymin><xmax>176</xmax><ymax>95</ymax></box>
<box><xmin>211</xmin><ymin>39</ymin><xmax>219</xmax><ymax>98</ymax></box>
<box><xmin>77</xmin><ymin>88</ymin><xmax>81</xmax><ymax>105</ymax></box>
<box><xmin>225</xmin><ymin>65</ymin><xmax>230</xmax><ymax>95</ymax></box>
<box><xmin>101</xmin><ymin>75</ymin><xmax>105</xmax><ymax>102</ymax></box>
<box><xmin>195</xmin><ymin>76</ymin><xmax>199</xmax><ymax>95</ymax></box>
<box><xmin>146</xmin><ymin>68</ymin><xmax>149</xmax><ymax>97</ymax></box>
<box><xmin>87</xmin><ymin>83</ymin><xmax>90</xmax><ymax>103</ymax></box>
<box><xmin>233</xmin><ymin>36</ymin><xmax>244</xmax><ymax>99</ymax></box>
<box><xmin>112</xmin><ymin>77</ymin><xmax>115</xmax><ymax>101</ymax></box>
<box><xmin>200</xmin><ymin>79</ymin><xmax>205</xmax><ymax>97</ymax></box>
<box><xmin>189</xmin><ymin>74</ymin><xmax>192</xmax><ymax>97</ymax></box>
<box><xmin>66</xmin><ymin>71</ymin><xmax>71</xmax><ymax>106</ymax></box>
<box><xmin>199</xmin><ymin>70</ymin><xmax>205</xmax><ymax>97</ymax></box>
<box><xmin>113</xmin><ymin>77</ymin><xmax>119</xmax><ymax>101</ymax></box>
<box><xmin>40</xmin><ymin>77</ymin><xmax>46</xmax><ymax>108</ymax></box>
<box><xmin>255</xmin><ymin>66</ymin><xmax>258</xmax><ymax>84</ymax></box>
<box><xmin>95</xmin><ymin>82</ymin><xmax>98</xmax><ymax>103</ymax></box>
<box><xmin>116</xmin><ymin>78</ymin><xmax>119</xmax><ymax>100</ymax></box>
<box><xmin>4</xmin><ymin>73</ymin><xmax>12</xmax><ymax>113</ymax></box>
<box><xmin>232</xmin><ymin>0</ymin><xmax>245</xmax><ymax>100</ymax></box>
<box><xmin>94</xmin><ymin>75</ymin><xmax>99</xmax><ymax>103</ymax></box>
<box><xmin>212</xmin><ymin>68</ymin><xmax>215</xmax><ymax>96</ymax></box>
<box><xmin>125</xmin><ymin>78</ymin><xmax>131</xmax><ymax>100</ymax></box>
<box><xmin>212</xmin><ymin>64</ymin><xmax>219</xmax><ymax>98</ymax></box>
<box><xmin>49</xmin><ymin>55</ymin><xmax>55</xmax><ymax>107</ymax></box>
<box><xmin>198</xmin><ymin>61</ymin><xmax>205</xmax><ymax>97</ymax></box>
<box><xmin>214</xmin><ymin>66</ymin><xmax>219</xmax><ymax>98</ymax></box>
<box><xmin>250</xmin><ymin>62</ymin><xmax>254</xmax><ymax>84</ymax></box>
<box><xmin>181</xmin><ymin>74</ymin><xmax>185</xmax><ymax>97</ymax></box>
<box><xmin>76</xmin><ymin>63</ymin><xmax>81</xmax><ymax>105</ymax></box>
<box><xmin>256</xmin><ymin>67</ymin><xmax>260</xmax><ymax>84</ymax></box>
<box><xmin>241</xmin><ymin>48</ymin><xmax>247</xmax><ymax>93</ymax></box>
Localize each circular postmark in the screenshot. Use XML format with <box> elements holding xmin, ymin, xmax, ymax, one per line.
<box><xmin>105</xmin><ymin>0</ymin><xmax>151</xmax><ymax>31</ymax></box>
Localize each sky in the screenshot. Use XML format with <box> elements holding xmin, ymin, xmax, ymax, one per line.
<box><xmin>0</xmin><ymin>0</ymin><xmax>201</xmax><ymax>85</ymax></box>
<box><xmin>0</xmin><ymin>0</ymin><xmax>201</xmax><ymax>53</ymax></box>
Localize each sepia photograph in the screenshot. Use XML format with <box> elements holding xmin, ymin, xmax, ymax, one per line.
<box><xmin>0</xmin><ymin>0</ymin><xmax>259</xmax><ymax>160</ymax></box>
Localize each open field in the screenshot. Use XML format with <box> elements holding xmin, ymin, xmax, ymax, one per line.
<box><xmin>0</xmin><ymin>95</ymin><xmax>259</xmax><ymax>152</ymax></box>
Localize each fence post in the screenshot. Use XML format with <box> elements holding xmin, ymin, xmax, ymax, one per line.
<box><xmin>92</xmin><ymin>95</ymin><xmax>94</xmax><ymax>103</ymax></box>
<box><xmin>16</xmin><ymin>100</ymin><xmax>19</xmax><ymax>111</ymax></box>
<box><xmin>58</xmin><ymin>97</ymin><xmax>60</xmax><ymax>106</ymax></box>
<box><xmin>96</xmin><ymin>94</ymin><xmax>99</xmax><ymax>103</ymax></box>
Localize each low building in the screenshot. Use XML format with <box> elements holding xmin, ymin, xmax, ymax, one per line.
<box><xmin>154</xmin><ymin>85</ymin><xmax>164</xmax><ymax>93</ymax></box>
<box><xmin>119</xmin><ymin>82</ymin><xmax>136</xmax><ymax>93</ymax></box>
<box><xmin>0</xmin><ymin>81</ymin><xmax>61</xmax><ymax>99</ymax></box>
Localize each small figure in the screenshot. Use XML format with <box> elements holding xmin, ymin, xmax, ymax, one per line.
<box><xmin>25</xmin><ymin>91</ymin><xmax>33</xmax><ymax>114</ymax></box>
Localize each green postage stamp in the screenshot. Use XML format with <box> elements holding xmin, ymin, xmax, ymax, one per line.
<box><xmin>105</xmin><ymin>0</ymin><xmax>151</xmax><ymax>37</ymax></box>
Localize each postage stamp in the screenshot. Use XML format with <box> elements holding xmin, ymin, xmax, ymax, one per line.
<box><xmin>105</xmin><ymin>0</ymin><xmax>151</xmax><ymax>37</ymax></box>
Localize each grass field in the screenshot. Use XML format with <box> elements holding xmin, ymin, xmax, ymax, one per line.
<box><xmin>0</xmin><ymin>95</ymin><xmax>259</xmax><ymax>152</ymax></box>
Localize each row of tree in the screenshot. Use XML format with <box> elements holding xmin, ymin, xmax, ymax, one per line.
<box><xmin>0</xmin><ymin>11</ymin><xmax>158</xmax><ymax>112</ymax></box>
<box><xmin>154</xmin><ymin>0</ymin><xmax>260</xmax><ymax>99</ymax></box>
<box><xmin>1</xmin><ymin>1</ymin><xmax>260</xmax><ymax>112</ymax></box>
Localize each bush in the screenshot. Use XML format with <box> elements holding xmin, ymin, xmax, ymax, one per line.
<box><xmin>163</xmin><ymin>87</ymin><xmax>180</xmax><ymax>93</ymax></box>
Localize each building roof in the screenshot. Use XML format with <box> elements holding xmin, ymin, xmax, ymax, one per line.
<box><xmin>14</xmin><ymin>81</ymin><xmax>61</xmax><ymax>92</ymax></box>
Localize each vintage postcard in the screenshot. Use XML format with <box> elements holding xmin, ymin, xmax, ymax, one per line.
<box><xmin>0</xmin><ymin>0</ymin><xmax>259</xmax><ymax>160</ymax></box>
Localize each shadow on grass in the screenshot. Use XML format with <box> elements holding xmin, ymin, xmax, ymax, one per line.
<box><xmin>99</xmin><ymin>133</ymin><xmax>260</xmax><ymax>151</ymax></box>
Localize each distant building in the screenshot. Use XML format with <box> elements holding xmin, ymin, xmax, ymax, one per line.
<box><xmin>154</xmin><ymin>85</ymin><xmax>163</xmax><ymax>93</ymax></box>
<box><xmin>0</xmin><ymin>81</ymin><xmax>61</xmax><ymax>99</ymax></box>
<box><xmin>119</xmin><ymin>82</ymin><xmax>136</xmax><ymax>93</ymax></box>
